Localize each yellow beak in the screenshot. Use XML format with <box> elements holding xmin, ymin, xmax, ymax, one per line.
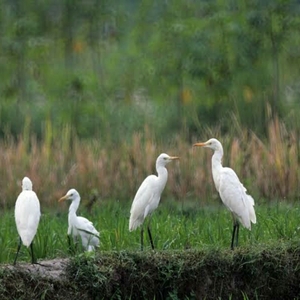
<box><xmin>58</xmin><ymin>194</ymin><xmax>69</xmax><ymax>202</ymax></box>
<box><xmin>193</xmin><ymin>142</ymin><xmax>206</xmax><ymax>147</ymax></box>
<box><xmin>170</xmin><ymin>156</ymin><xmax>180</xmax><ymax>160</ymax></box>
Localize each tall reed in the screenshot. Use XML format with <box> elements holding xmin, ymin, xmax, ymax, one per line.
<box><xmin>0</xmin><ymin>117</ymin><xmax>299</xmax><ymax>210</ymax></box>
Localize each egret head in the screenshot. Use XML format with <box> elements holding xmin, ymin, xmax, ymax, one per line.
<box><xmin>193</xmin><ymin>138</ymin><xmax>223</xmax><ymax>152</ymax></box>
<box><xmin>22</xmin><ymin>177</ymin><xmax>33</xmax><ymax>191</ymax></box>
<box><xmin>58</xmin><ymin>188</ymin><xmax>80</xmax><ymax>202</ymax></box>
<box><xmin>156</xmin><ymin>153</ymin><xmax>179</xmax><ymax>167</ymax></box>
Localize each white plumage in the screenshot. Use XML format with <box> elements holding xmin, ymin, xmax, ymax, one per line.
<box><xmin>218</xmin><ymin>167</ymin><xmax>256</xmax><ymax>229</ymax></box>
<box><xmin>14</xmin><ymin>176</ymin><xmax>41</xmax><ymax>264</ymax></box>
<box><xmin>59</xmin><ymin>189</ymin><xmax>100</xmax><ymax>252</ymax></box>
<box><xmin>194</xmin><ymin>138</ymin><xmax>256</xmax><ymax>249</ymax></box>
<box><xmin>129</xmin><ymin>153</ymin><xmax>179</xmax><ymax>250</ymax></box>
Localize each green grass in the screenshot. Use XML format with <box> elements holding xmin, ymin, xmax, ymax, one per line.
<box><xmin>1</xmin><ymin>199</ymin><xmax>300</xmax><ymax>299</ymax></box>
<box><xmin>65</xmin><ymin>243</ymin><xmax>300</xmax><ymax>300</ymax></box>
<box><xmin>3</xmin><ymin>198</ymin><xmax>300</xmax><ymax>264</ymax></box>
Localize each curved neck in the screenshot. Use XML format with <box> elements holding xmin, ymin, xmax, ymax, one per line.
<box><xmin>211</xmin><ymin>148</ymin><xmax>223</xmax><ymax>192</ymax></box>
<box><xmin>156</xmin><ymin>164</ymin><xmax>168</xmax><ymax>190</ymax></box>
<box><xmin>69</xmin><ymin>199</ymin><xmax>80</xmax><ymax>216</ymax></box>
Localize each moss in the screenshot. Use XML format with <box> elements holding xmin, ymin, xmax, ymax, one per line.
<box><xmin>1</xmin><ymin>244</ymin><xmax>300</xmax><ymax>299</ymax></box>
<box><xmin>0</xmin><ymin>267</ymin><xmax>81</xmax><ymax>300</ymax></box>
<box><xmin>66</xmin><ymin>245</ymin><xmax>300</xmax><ymax>299</ymax></box>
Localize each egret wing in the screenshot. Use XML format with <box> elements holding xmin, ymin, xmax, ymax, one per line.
<box><xmin>76</xmin><ymin>216</ymin><xmax>100</xmax><ymax>249</ymax></box>
<box><xmin>219</xmin><ymin>167</ymin><xmax>255</xmax><ymax>229</ymax></box>
<box><xmin>129</xmin><ymin>175</ymin><xmax>157</xmax><ymax>231</ymax></box>
<box><xmin>15</xmin><ymin>191</ymin><xmax>41</xmax><ymax>247</ymax></box>
<box><xmin>76</xmin><ymin>216</ymin><xmax>100</xmax><ymax>237</ymax></box>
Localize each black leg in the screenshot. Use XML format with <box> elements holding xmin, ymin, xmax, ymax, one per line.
<box><xmin>231</xmin><ymin>223</ymin><xmax>237</xmax><ymax>250</ymax></box>
<box><xmin>67</xmin><ymin>235</ymin><xmax>71</xmax><ymax>248</ymax></box>
<box><xmin>30</xmin><ymin>242</ymin><xmax>36</xmax><ymax>264</ymax></box>
<box><xmin>147</xmin><ymin>225</ymin><xmax>154</xmax><ymax>250</ymax></box>
<box><xmin>67</xmin><ymin>235</ymin><xmax>74</xmax><ymax>254</ymax></box>
<box><xmin>13</xmin><ymin>237</ymin><xmax>22</xmax><ymax>265</ymax></box>
<box><xmin>140</xmin><ymin>227</ymin><xmax>144</xmax><ymax>251</ymax></box>
<box><xmin>231</xmin><ymin>222</ymin><xmax>240</xmax><ymax>250</ymax></box>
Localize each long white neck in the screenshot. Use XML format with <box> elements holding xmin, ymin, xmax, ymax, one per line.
<box><xmin>211</xmin><ymin>147</ymin><xmax>223</xmax><ymax>192</ymax></box>
<box><xmin>69</xmin><ymin>198</ymin><xmax>80</xmax><ymax>224</ymax></box>
<box><xmin>156</xmin><ymin>163</ymin><xmax>168</xmax><ymax>192</ymax></box>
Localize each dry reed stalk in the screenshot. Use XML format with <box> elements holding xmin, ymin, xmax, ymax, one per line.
<box><xmin>266</xmin><ymin>116</ymin><xmax>296</xmax><ymax>198</ymax></box>
<box><xmin>0</xmin><ymin>117</ymin><xmax>298</xmax><ymax>209</ymax></box>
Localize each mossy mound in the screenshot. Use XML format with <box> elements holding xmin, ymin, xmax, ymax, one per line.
<box><xmin>1</xmin><ymin>244</ymin><xmax>300</xmax><ymax>299</ymax></box>
<box><xmin>0</xmin><ymin>259</ymin><xmax>78</xmax><ymax>300</ymax></box>
<box><xmin>66</xmin><ymin>244</ymin><xmax>300</xmax><ymax>299</ymax></box>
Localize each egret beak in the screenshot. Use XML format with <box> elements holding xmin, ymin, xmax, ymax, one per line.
<box><xmin>193</xmin><ymin>142</ymin><xmax>206</xmax><ymax>147</ymax></box>
<box><xmin>58</xmin><ymin>194</ymin><xmax>69</xmax><ymax>202</ymax></box>
<box><xmin>170</xmin><ymin>156</ymin><xmax>180</xmax><ymax>160</ymax></box>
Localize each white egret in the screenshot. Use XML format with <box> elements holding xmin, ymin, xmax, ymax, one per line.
<box><xmin>129</xmin><ymin>153</ymin><xmax>179</xmax><ymax>250</ymax></box>
<box><xmin>193</xmin><ymin>138</ymin><xmax>256</xmax><ymax>249</ymax></box>
<box><xmin>59</xmin><ymin>189</ymin><xmax>100</xmax><ymax>252</ymax></box>
<box><xmin>14</xmin><ymin>177</ymin><xmax>41</xmax><ymax>265</ymax></box>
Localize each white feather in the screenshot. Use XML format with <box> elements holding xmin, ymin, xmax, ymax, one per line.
<box><xmin>129</xmin><ymin>153</ymin><xmax>179</xmax><ymax>232</ymax></box>
<box><xmin>60</xmin><ymin>189</ymin><xmax>100</xmax><ymax>252</ymax></box>
<box><xmin>15</xmin><ymin>177</ymin><xmax>41</xmax><ymax>247</ymax></box>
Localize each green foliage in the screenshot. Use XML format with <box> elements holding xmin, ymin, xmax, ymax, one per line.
<box><xmin>65</xmin><ymin>244</ymin><xmax>300</xmax><ymax>299</ymax></box>
<box><xmin>0</xmin><ymin>200</ymin><xmax>299</xmax><ymax>298</ymax></box>
<box><xmin>1</xmin><ymin>200</ymin><xmax>300</xmax><ymax>264</ymax></box>
<box><xmin>0</xmin><ymin>0</ymin><xmax>300</xmax><ymax>140</ymax></box>
<box><xmin>1</xmin><ymin>243</ymin><xmax>299</xmax><ymax>299</ymax></box>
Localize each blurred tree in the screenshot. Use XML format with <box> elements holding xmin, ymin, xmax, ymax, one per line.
<box><xmin>0</xmin><ymin>0</ymin><xmax>299</xmax><ymax>140</ymax></box>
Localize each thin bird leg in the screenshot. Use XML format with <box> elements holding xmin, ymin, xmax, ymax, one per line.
<box><xmin>13</xmin><ymin>237</ymin><xmax>22</xmax><ymax>265</ymax></box>
<box><xmin>147</xmin><ymin>219</ymin><xmax>155</xmax><ymax>250</ymax></box>
<box><xmin>67</xmin><ymin>235</ymin><xmax>73</xmax><ymax>254</ymax></box>
<box><xmin>30</xmin><ymin>242</ymin><xmax>36</xmax><ymax>264</ymax></box>
<box><xmin>231</xmin><ymin>223</ymin><xmax>237</xmax><ymax>250</ymax></box>
<box><xmin>31</xmin><ymin>243</ymin><xmax>49</xmax><ymax>267</ymax></box>
<box><xmin>140</xmin><ymin>226</ymin><xmax>144</xmax><ymax>251</ymax></box>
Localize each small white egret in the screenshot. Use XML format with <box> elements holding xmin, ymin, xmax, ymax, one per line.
<box><xmin>14</xmin><ymin>177</ymin><xmax>41</xmax><ymax>265</ymax></box>
<box><xmin>59</xmin><ymin>189</ymin><xmax>100</xmax><ymax>252</ymax></box>
<box><xmin>193</xmin><ymin>138</ymin><xmax>256</xmax><ymax>249</ymax></box>
<box><xmin>129</xmin><ymin>153</ymin><xmax>179</xmax><ymax>250</ymax></box>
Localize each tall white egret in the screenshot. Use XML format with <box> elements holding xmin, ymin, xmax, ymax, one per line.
<box><xmin>59</xmin><ymin>189</ymin><xmax>100</xmax><ymax>252</ymax></box>
<box><xmin>129</xmin><ymin>153</ymin><xmax>179</xmax><ymax>250</ymax></box>
<box><xmin>193</xmin><ymin>138</ymin><xmax>256</xmax><ymax>249</ymax></box>
<box><xmin>14</xmin><ymin>177</ymin><xmax>41</xmax><ymax>265</ymax></box>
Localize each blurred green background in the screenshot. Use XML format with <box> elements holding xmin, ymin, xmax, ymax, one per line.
<box><xmin>1</xmin><ymin>0</ymin><xmax>300</xmax><ymax>141</ymax></box>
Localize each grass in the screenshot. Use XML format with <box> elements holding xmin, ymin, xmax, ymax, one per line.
<box><xmin>0</xmin><ymin>118</ymin><xmax>299</xmax><ymax>297</ymax></box>
<box><xmin>2</xmin><ymin>243</ymin><xmax>299</xmax><ymax>299</ymax></box>
<box><xmin>2</xmin><ymin>198</ymin><xmax>299</xmax><ymax>264</ymax></box>
<box><xmin>64</xmin><ymin>243</ymin><xmax>300</xmax><ymax>300</ymax></box>
<box><xmin>0</xmin><ymin>199</ymin><xmax>300</xmax><ymax>299</ymax></box>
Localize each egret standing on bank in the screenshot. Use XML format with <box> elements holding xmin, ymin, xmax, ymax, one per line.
<box><xmin>129</xmin><ymin>153</ymin><xmax>179</xmax><ymax>250</ymax></box>
<box><xmin>193</xmin><ymin>138</ymin><xmax>256</xmax><ymax>249</ymax></box>
<box><xmin>59</xmin><ymin>189</ymin><xmax>100</xmax><ymax>252</ymax></box>
<box><xmin>14</xmin><ymin>177</ymin><xmax>41</xmax><ymax>265</ymax></box>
